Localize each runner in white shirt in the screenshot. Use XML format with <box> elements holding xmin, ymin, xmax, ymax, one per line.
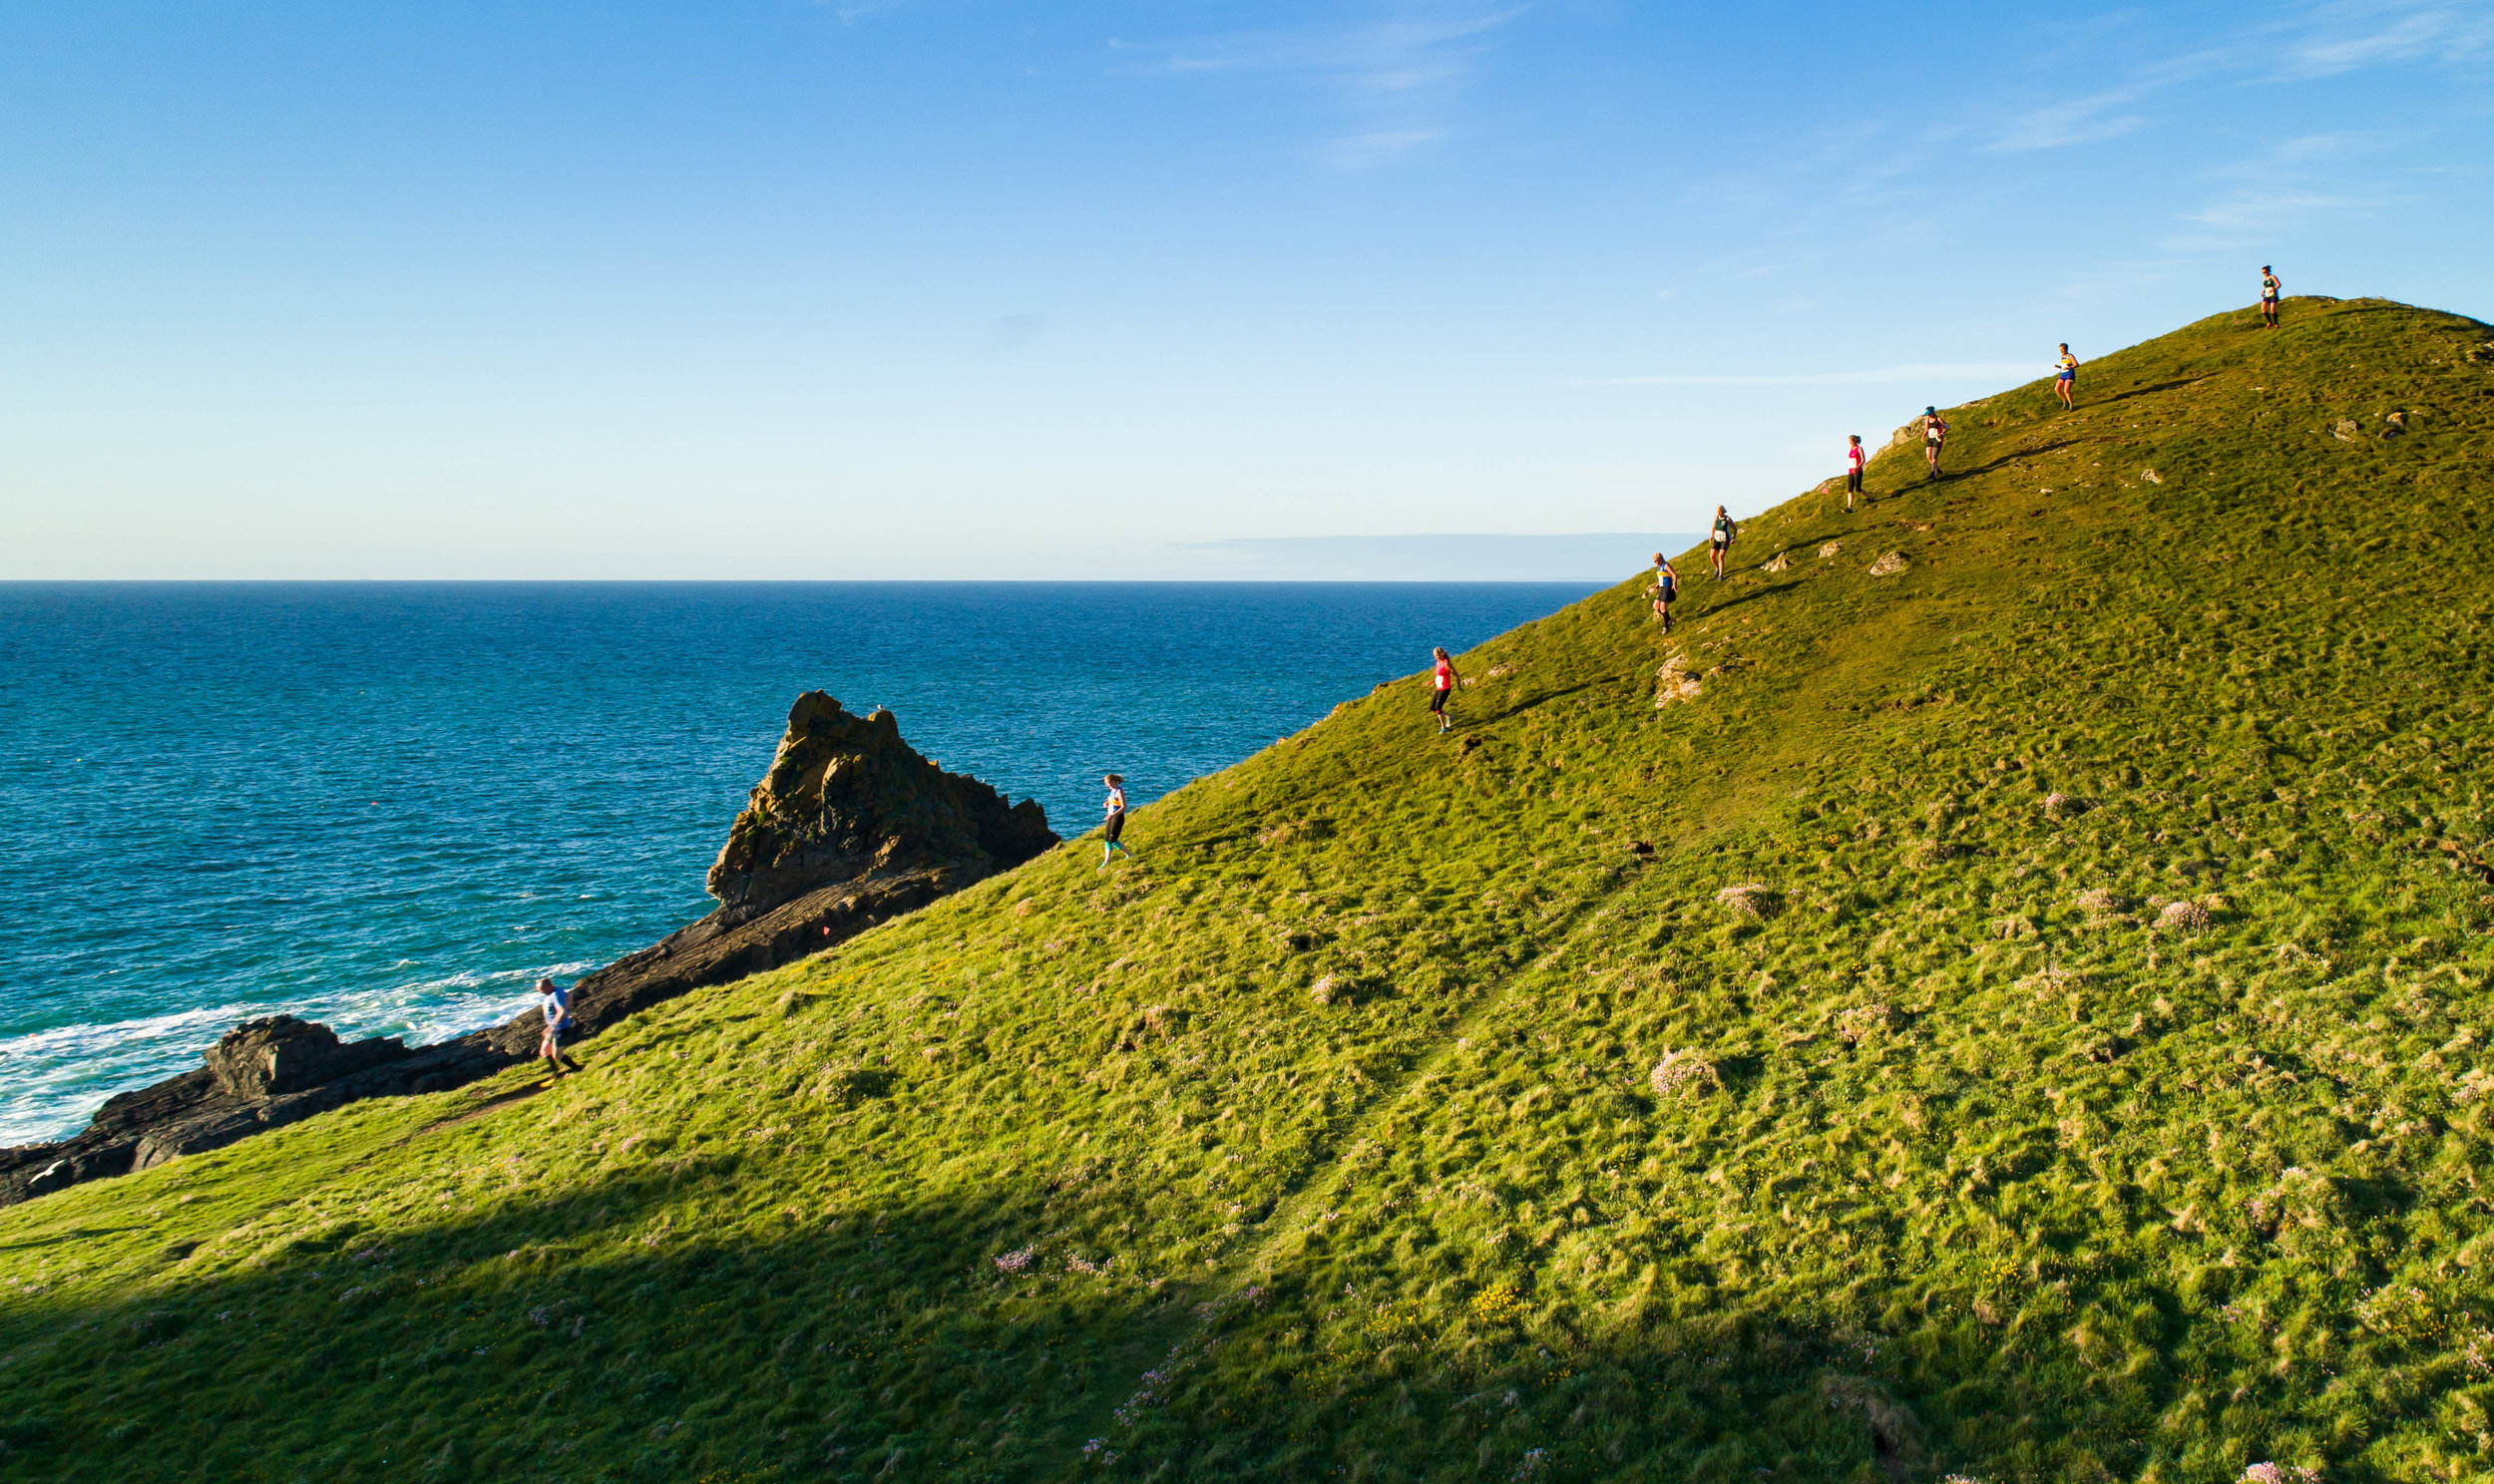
<box><xmin>536</xmin><ymin>977</ymin><xmax>578</xmax><ymax>1074</ymax></box>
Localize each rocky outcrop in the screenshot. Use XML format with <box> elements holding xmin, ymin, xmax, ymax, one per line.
<box><xmin>205</xmin><ymin>1015</ymin><xmax>412</xmax><ymax>1098</ymax></box>
<box><xmin>549</xmin><ymin>693</ymin><xmax>1053</xmax><ymax>1043</ymax></box>
<box><xmin>0</xmin><ymin>693</ymin><xmax>1053</xmax><ymax>1209</ymax></box>
<box><xmin>708</xmin><ymin>692</ymin><xmax>1053</xmax><ymax>918</ymax></box>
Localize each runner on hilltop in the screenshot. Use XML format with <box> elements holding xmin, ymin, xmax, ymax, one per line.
<box><xmin>1921</xmin><ymin>408</ymin><xmax>1947</xmax><ymax>482</ymax></box>
<box><xmin>2261</xmin><ymin>265</ymin><xmax>2283</xmax><ymax>329</ymax></box>
<box><xmin>1845</xmin><ymin>434</ymin><xmax>1866</xmax><ymax>510</ymax></box>
<box><xmin>1708</xmin><ymin>506</ymin><xmax>1737</xmax><ymax>579</ymax></box>
<box><xmin>2054</xmin><ymin>344</ymin><xmax>2079</xmax><ymax>409</ymax></box>
<box><xmin>1098</xmin><ymin>774</ymin><xmax>1135</xmax><ymax>869</ymax></box>
<box><xmin>1650</xmin><ymin>556</ymin><xmax>1680</xmax><ymax>631</ymax></box>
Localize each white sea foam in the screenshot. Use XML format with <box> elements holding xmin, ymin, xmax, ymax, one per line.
<box><xmin>0</xmin><ymin>959</ymin><xmax>599</xmax><ymax>1146</ymax></box>
<box><xmin>0</xmin><ymin>1001</ymin><xmax>267</xmax><ymax>1146</ymax></box>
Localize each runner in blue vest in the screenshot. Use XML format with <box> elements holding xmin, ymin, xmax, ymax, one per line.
<box><xmin>1650</xmin><ymin>556</ymin><xmax>1680</xmax><ymax>631</ymax></box>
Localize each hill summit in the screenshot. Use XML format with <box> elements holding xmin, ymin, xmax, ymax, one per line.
<box><xmin>4</xmin><ymin>296</ymin><xmax>2493</xmax><ymax>1483</ymax></box>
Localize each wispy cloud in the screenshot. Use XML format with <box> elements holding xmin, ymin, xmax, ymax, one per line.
<box><xmin>1321</xmin><ymin>129</ymin><xmax>1447</xmax><ymax>168</ymax></box>
<box><xmin>2261</xmin><ymin>130</ymin><xmax>2392</xmax><ymax>163</ymax></box>
<box><xmin>818</xmin><ymin>0</ymin><xmax>912</xmax><ymax>23</ymax></box>
<box><xmin>2164</xmin><ymin>184</ymin><xmax>2377</xmax><ymax>250</ymax></box>
<box><xmin>1987</xmin><ymin>1</ymin><xmax>2490</xmax><ymax>153</ymax></box>
<box><xmin>985</xmin><ymin>313</ymin><xmax>1047</xmax><ymax>352</ymax></box>
<box><xmin>2163</xmin><ymin>124</ymin><xmax>2389</xmax><ymax>248</ymax></box>
<box><xmin>2274</xmin><ymin>0</ymin><xmax>2494</xmax><ymax>79</ymax></box>
<box><xmin>1570</xmin><ymin>362</ymin><xmax>2039</xmax><ymax>388</ymax></box>
<box><xmin>1991</xmin><ymin>87</ymin><xmax>2150</xmax><ymax>152</ymax></box>
<box><xmin>2182</xmin><ymin>190</ymin><xmax>2362</xmax><ymax>233</ymax></box>
<box><xmin>1115</xmin><ymin>4</ymin><xmax>1527</xmax><ymax>166</ymax></box>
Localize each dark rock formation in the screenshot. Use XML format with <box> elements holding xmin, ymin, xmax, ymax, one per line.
<box><xmin>706</xmin><ymin>692</ymin><xmax>1054</xmax><ymax>918</ymax></box>
<box><xmin>548</xmin><ymin>692</ymin><xmax>1052</xmax><ymax>1043</ymax></box>
<box><xmin>205</xmin><ymin>1015</ymin><xmax>413</xmax><ymax>1099</ymax></box>
<box><xmin>0</xmin><ymin>694</ymin><xmax>1053</xmax><ymax>1209</ymax></box>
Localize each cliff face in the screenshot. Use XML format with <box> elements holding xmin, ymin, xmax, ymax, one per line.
<box><xmin>555</xmin><ymin>693</ymin><xmax>1055</xmax><ymax>1041</ymax></box>
<box><xmin>0</xmin><ymin>693</ymin><xmax>1055</xmax><ymax>1208</ymax></box>
<box><xmin>706</xmin><ymin>692</ymin><xmax>1056</xmax><ymax>920</ymax></box>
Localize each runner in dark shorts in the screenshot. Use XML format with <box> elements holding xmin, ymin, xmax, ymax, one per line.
<box><xmin>2261</xmin><ymin>266</ymin><xmax>2282</xmax><ymax>328</ymax></box>
<box><xmin>1429</xmin><ymin>646</ymin><xmax>1460</xmax><ymax>733</ymax></box>
<box><xmin>535</xmin><ymin>977</ymin><xmax>578</xmax><ymax>1073</ymax></box>
<box><xmin>1650</xmin><ymin>556</ymin><xmax>1679</xmax><ymax>631</ymax></box>
<box><xmin>1921</xmin><ymin>408</ymin><xmax>1947</xmax><ymax>482</ymax></box>
<box><xmin>1708</xmin><ymin>506</ymin><xmax>1737</xmax><ymax>579</ymax></box>
<box><xmin>1099</xmin><ymin>774</ymin><xmax>1134</xmax><ymax>868</ymax></box>
<box><xmin>1845</xmin><ymin>435</ymin><xmax>1866</xmax><ymax>510</ymax></box>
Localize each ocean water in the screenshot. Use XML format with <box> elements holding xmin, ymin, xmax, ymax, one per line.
<box><xmin>0</xmin><ymin>581</ymin><xmax>1600</xmax><ymax>1144</ymax></box>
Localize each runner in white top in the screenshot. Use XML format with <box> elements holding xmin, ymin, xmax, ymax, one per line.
<box><xmin>536</xmin><ymin>977</ymin><xmax>578</xmax><ymax>1074</ymax></box>
<box><xmin>1099</xmin><ymin>774</ymin><xmax>1134</xmax><ymax>868</ymax></box>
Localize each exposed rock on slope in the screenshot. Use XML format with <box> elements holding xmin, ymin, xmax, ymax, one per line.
<box><xmin>707</xmin><ymin>692</ymin><xmax>1054</xmax><ymax>919</ymax></box>
<box><xmin>0</xmin><ymin>694</ymin><xmax>1053</xmax><ymax>1208</ymax></box>
<box><xmin>554</xmin><ymin>693</ymin><xmax>1054</xmax><ymax>1041</ymax></box>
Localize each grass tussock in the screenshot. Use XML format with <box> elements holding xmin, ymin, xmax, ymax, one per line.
<box><xmin>5</xmin><ymin>296</ymin><xmax>2494</xmax><ymax>1482</ymax></box>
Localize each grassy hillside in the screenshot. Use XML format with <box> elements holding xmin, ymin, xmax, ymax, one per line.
<box><xmin>6</xmin><ymin>296</ymin><xmax>2494</xmax><ymax>1484</ymax></box>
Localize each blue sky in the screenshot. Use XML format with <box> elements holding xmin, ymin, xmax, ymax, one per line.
<box><xmin>3</xmin><ymin>1</ymin><xmax>2488</xmax><ymax>578</ymax></box>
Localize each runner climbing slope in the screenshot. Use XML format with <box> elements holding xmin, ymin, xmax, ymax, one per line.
<box><xmin>2054</xmin><ymin>343</ymin><xmax>2079</xmax><ymax>409</ymax></box>
<box><xmin>1845</xmin><ymin>434</ymin><xmax>1866</xmax><ymax>510</ymax></box>
<box><xmin>1921</xmin><ymin>408</ymin><xmax>1947</xmax><ymax>482</ymax></box>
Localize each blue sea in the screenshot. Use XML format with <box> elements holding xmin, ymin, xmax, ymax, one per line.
<box><xmin>0</xmin><ymin>582</ymin><xmax>1598</xmax><ymax>1144</ymax></box>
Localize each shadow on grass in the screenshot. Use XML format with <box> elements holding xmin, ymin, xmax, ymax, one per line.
<box><xmin>1689</xmin><ymin>578</ymin><xmax>1809</xmax><ymax>619</ymax></box>
<box><xmin>1099</xmin><ymin>1245</ymin><xmax>2431</xmax><ymax>1484</ymax></box>
<box><xmin>1468</xmin><ymin>679</ymin><xmax>1604</xmax><ymax>727</ymax></box>
<box><xmin>2096</xmin><ymin>377</ymin><xmax>2212</xmax><ymax>406</ymax></box>
<box><xmin>0</xmin><ymin>1160</ymin><xmax>1177</xmax><ymax>1484</ymax></box>
<box><xmin>1943</xmin><ymin>437</ymin><xmax>2084</xmax><ymax>481</ymax></box>
<box><xmin>0</xmin><ymin>1227</ymin><xmax>146</xmax><ymax>1254</ymax></box>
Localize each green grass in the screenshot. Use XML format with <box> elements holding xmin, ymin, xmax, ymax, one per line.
<box><xmin>6</xmin><ymin>295</ymin><xmax>2494</xmax><ymax>1483</ymax></box>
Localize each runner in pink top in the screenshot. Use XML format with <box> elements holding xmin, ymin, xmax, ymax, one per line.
<box><xmin>1845</xmin><ymin>435</ymin><xmax>1866</xmax><ymax>511</ymax></box>
<box><xmin>1429</xmin><ymin>646</ymin><xmax>1461</xmax><ymax>733</ymax></box>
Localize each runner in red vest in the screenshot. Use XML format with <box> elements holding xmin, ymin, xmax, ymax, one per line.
<box><xmin>1429</xmin><ymin>646</ymin><xmax>1461</xmax><ymax>733</ymax></box>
